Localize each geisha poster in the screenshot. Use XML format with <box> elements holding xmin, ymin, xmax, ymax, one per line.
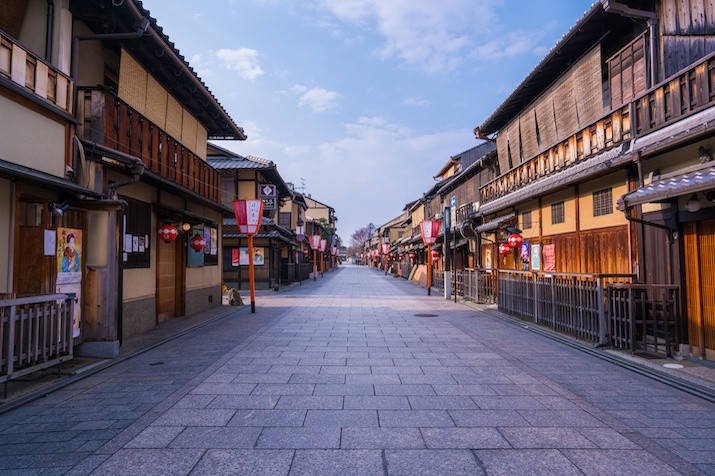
<box><xmin>56</xmin><ymin>228</ymin><xmax>82</xmax><ymax>337</ymax></box>
<box><xmin>56</xmin><ymin>228</ymin><xmax>82</xmax><ymax>284</ymax></box>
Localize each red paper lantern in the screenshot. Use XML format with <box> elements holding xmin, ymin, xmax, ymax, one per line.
<box><xmin>190</xmin><ymin>235</ymin><xmax>206</xmax><ymax>251</ymax></box>
<box><xmin>419</xmin><ymin>220</ymin><xmax>440</xmax><ymax>245</ymax></box>
<box><xmin>499</xmin><ymin>243</ymin><xmax>512</xmax><ymax>255</ymax></box>
<box><xmin>409</xmin><ymin>252</ymin><xmax>415</xmax><ymax>260</ymax></box>
<box><xmin>508</xmin><ymin>234</ymin><xmax>524</xmax><ymax>249</ymax></box>
<box><xmin>158</xmin><ymin>225</ymin><xmax>178</xmax><ymax>242</ymax></box>
<box><xmin>431</xmin><ymin>249</ymin><xmax>440</xmax><ymax>261</ymax></box>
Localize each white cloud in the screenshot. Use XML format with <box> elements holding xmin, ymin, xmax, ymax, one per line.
<box><xmin>291</xmin><ymin>84</ymin><xmax>340</xmax><ymax>113</ymax></box>
<box><xmin>403</xmin><ymin>97</ymin><xmax>431</xmax><ymax>107</ymax></box>
<box><xmin>472</xmin><ymin>32</ymin><xmax>541</xmax><ymax>61</ymax></box>
<box><xmin>317</xmin><ymin>0</ymin><xmax>501</xmax><ymax>73</ymax></box>
<box><xmin>215</xmin><ymin>117</ymin><xmax>474</xmax><ymax>240</ymax></box>
<box><xmin>190</xmin><ymin>48</ymin><xmax>264</xmax><ymax>81</ymax></box>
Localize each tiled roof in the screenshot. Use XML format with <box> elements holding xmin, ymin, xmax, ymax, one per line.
<box><xmin>618</xmin><ymin>164</ymin><xmax>715</xmax><ymax>210</ymax></box>
<box><xmin>207</xmin><ymin>156</ymin><xmax>274</xmax><ymax>170</ymax></box>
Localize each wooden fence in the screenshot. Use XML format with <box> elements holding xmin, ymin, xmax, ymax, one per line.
<box><xmin>607</xmin><ymin>284</ymin><xmax>680</xmax><ymax>357</ymax></box>
<box><xmin>1</xmin><ymin>294</ymin><xmax>74</xmax><ymax>386</ymax></box>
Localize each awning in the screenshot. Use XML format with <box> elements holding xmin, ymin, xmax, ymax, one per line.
<box><xmin>476</xmin><ymin>212</ymin><xmax>516</xmax><ymax>233</ymax></box>
<box><xmin>478</xmin><ymin>144</ymin><xmax>629</xmax><ymax>216</ymax></box>
<box><xmin>618</xmin><ymin>163</ymin><xmax>715</xmax><ymax>210</ymax></box>
<box><xmin>223</xmin><ymin>230</ymin><xmax>293</xmax><ymax>244</ymax></box>
<box><xmin>0</xmin><ymin>157</ymin><xmax>105</xmax><ymax>199</ymax></box>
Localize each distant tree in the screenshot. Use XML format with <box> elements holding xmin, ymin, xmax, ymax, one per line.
<box><xmin>350</xmin><ymin>223</ymin><xmax>376</xmax><ymax>252</ymax></box>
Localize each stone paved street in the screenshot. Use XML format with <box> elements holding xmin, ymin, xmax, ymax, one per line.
<box><xmin>0</xmin><ymin>265</ymin><xmax>713</xmax><ymax>475</ymax></box>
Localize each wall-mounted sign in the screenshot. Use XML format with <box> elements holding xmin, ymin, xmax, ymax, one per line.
<box><xmin>531</xmin><ymin>244</ymin><xmax>541</xmax><ymax>270</ymax></box>
<box><xmin>262</xmin><ymin>197</ymin><xmax>276</xmax><ymax>210</ymax></box>
<box><xmin>56</xmin><ymin>227</ymin><xmax>82</xmax><ymax>337</ymax></box>
<box><xmin>260</xmin><ymin>184</ymin><xmax>276</xmax><ymax>197</ymax></box>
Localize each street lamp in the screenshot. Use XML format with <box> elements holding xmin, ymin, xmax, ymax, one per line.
<box><xmin>419</xmin><ymin>220</ymin><xmax>440</xmax><ymax>296</ymax></box>
<box><xmin>309</xmin><ymin>235</ymin><xmax>321</xmax><ymax>281</ymax></box>
<box><xmin>319</xmin><ymin>239</ymin><xmax>327</xmax><ymax>277</ymax></box>
<box><xmin>382</xmin><ymin>242</ymin><xmax>390</xmax><ymax>274</ymax></box>
<box><xmin>232</xmin><ymin>199</ymin><xmax>264</xmax><ymax>313</ymax></box>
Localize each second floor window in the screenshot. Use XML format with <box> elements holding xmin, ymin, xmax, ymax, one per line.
<box><xmin>521</xmin><ymin>211</ymin><xmax>532</xmax><ymax>230</ymax></box>
<box><xmin>279</xmin><ymin>212</ymin><xmax>291</xmax><ymax>228</ymax></box>
<box><xmin>593</xmin><ymin>188</ymin><xmax>613</xmax><ymax>217</ymax></box>
<box><xmin>551</xmin><ymin>201</ymin><xmax>565</xmax><ymax>225</ymax></box>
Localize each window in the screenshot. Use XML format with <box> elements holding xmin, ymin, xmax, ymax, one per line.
<box><xmin>593</xmin><ymin>187</ymin><xmax>613</xmax><ymax>217</ymax></box>
<box><xmin>521</xmin><ymin>211</ymin><xmax>532</xmax><ymax>230</ymax></box>
<box><xmin>123</xmin><ymin>198</ymin><xmax>151</xmax><ymax>268</ymax></box>
<box><xmin>279</xmin><ymin>212</ymin><xmax>291</xmax><ymax>228</ymax></box>
<box><xmin>551</xmin><ymin>201</ymin><xmax>565</xmax><ymax>224</ymax></box>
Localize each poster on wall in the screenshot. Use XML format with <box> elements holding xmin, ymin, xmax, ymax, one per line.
<box><xmin>531</xmin><ymin>244</ymin><xmax>541</xmax><ymax>270</ymax></box>
<box><xmin>56</xmin><ymin>228</ymin><xmax>82</xmax><ymax>284</ymax></box>
<box><xmin>521</xmin><ymin>242</ymin><xmax>530</xmax><ymax>270</ymax></box>
<box><xmin>484</xmin><ymin>248</ymin><xmax>492</xmax><ymax>270</ymax></box>
<box><xmin>187</xmin><ymin>227</ymin><xmax>205</xmax><ymax>266</ymax></box>
<box><xmin>232</xmin><ymin>248</ymin><xmax>239</xmax><ymax>266</ymax></box>
<box><xmin>210</xmin><ymin>228</ymin><xmax>218</xmax><ymax>255</ymax></box>
<box><xmin>543</xmin><ymin>244</ymin><xmax>556</xmax><ymax>271</ymax></box>
<box><xmin>56</xmin><ymin>227</ymin><xmax>82</xmax><ymax>337</ymax></box>
<box><xmin>238</xmin><ymin>247</ymin><xmax>265</xmax><ymax>265</ymax></box>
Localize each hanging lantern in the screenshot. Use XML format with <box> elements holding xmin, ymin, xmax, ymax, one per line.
<box><xmin>303</xmin><ymin>249</ymin><xmax>309</xmax><ymax>255</ymax></box>
<box><xmin>409</xmin><ymin>252</ymin><xmax>415</xmax><ymax>260</ymax></box>
<box><xmin>419</xmin><ymin>220</ymin><xmax>440</xmax><ymax>245</ymax></box>
<box><xmin>190</xmin><ymin>234</ymin><xmax>206</xmax><ymax>251</ymax></box>
<box><xmin>499</xmin><ymin>243</ymin><xmax>512</xmax><ymax>255</ymax></box>
<box><xmin>431</xmin><ymin>249</ymin><xmax>440</xmax><ymax>261</ymax></box>
<box><xmin>382</xmin><ymin>243</ymin><xmax>390</xmax><ymax>254</ymax></box>
<box><xmin>508</xmin><ymin>234</ymin><xmax>524</xmax><ymax>249</ymax></box>
<box><xmin>158</xmin><ymin>225</ymin><xmax>178</xmax><ymax>242</ymax></box>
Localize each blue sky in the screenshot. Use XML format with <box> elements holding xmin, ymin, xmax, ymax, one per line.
<box><xmin>142</xmin><ymin>0</ymin><xmax>594</xmax><ymax>241</ymax></box>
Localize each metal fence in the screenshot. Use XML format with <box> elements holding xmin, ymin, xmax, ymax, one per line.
<box><xmin>607</xmin><ymin>284</ymin><xmax>680</xmax><ymax>356</ymax></box>
<box><xmin>1</xmin><ymin>294</ymin><xmax>75</xmax><ymax>386</ymax></box>
<box><xmin>462</xmin><ymin>269</ymin><xmax>497</xmax><ymax>304</ymax></box>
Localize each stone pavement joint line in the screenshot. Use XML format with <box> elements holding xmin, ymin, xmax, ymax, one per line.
<box><xmin>0</xmin><ymin>265</ymin><xmax>712</xmax><ymax>475</ymax></box>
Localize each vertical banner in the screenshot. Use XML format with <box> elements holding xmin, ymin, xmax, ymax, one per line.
<box><xmin>531</xmin><ymin>243</ymin><xmax>541</xmax><ymax>270</ymax></box>
<box><xmin>521</xmin><ymin>242</ymin><xmax>530</xmax><ymax>270</ymax></box>
<box><xmin>543</xmin><ymin>243</ymin><xmax>556</xmax><ymax>271</ymax></box>
<box><xmin>56</xmin><ymin>227</ymin><xmax>82</xmax><ymax>337</ymax></box>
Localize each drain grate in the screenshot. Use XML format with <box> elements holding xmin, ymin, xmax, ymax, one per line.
<box><xmin>149</xmin><ymin>361</ymin><xmax>165</xmax><ymax>366</ymax></box>
<box><xmin>413</xmin><ymin>313</ymin><xmax>438</xmax><ymax>317</ymax></box>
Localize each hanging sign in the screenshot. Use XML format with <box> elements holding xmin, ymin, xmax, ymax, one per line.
<box><xmin>260</xmin><ymin>184</ymin><xmax>277</xmax><ymax>210</ymax></box>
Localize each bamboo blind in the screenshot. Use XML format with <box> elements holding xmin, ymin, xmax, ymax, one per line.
<box><xmin>574</xmin><ymin>46</ymin><xmax>604</xmax><ymax>128</ymax></box>
<box><xmin>553</xmin><ymin>76</ymin><xmax>578</xmax><ymax>140</ymax></box>
<box><xmin>506</xmin><ymin>121</ymin><xmax>521</xmax><ymax>165</ymax></box>
<box><xmin>181</xmin><ymin>108</ymin><xmax>198</xmax><ymax>153</ymax></box>
<box><xmin>118</xmin><ymin>49</ymin><xmax>147</xmax><ymax>116</ymax></box>
<box><xmin>534</xmin><ymin>97</ymin><xmax>557</xmax><ymax>149</ymax></box>
<box><xmin>519</xmin><ymin>109</ymin><xmax>539</xmax><ymax>160</ymax></box>
<box><xmin>195</xmin><ymin>125</ymin><xmax>208</xmax><ymax>159</ymax></box>
<box><xmin>145</xmin><ymin>74</ymin><xmax>167</xmax><ymax>130</ymax></box>
<box><xmin>496</xmin><ymin>131</ymin><xmax>510</xmax><ymax>174</ymax></box>
<box><xmin>164</xmin><ymin>94</ymin><xmax>183</xmax><ymax>140</ymax></box>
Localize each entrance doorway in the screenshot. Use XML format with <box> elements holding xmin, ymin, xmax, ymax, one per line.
<box><xmin>156</xmin><ymin>236</ymin><xmax>184</xmax><ymax>322</ymax></box>
<box><xmin>683</xmin><ymin>218</ymin><xmax>715</xmax><ymax>360</ymax></box>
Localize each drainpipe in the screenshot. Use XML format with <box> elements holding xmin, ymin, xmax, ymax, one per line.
<box><xmin>600</xmin><ymin>0</ymin><xmax>659</xmax><ymax>86</ymax></box>
<box><xmin>45</xmin><ymin>0</ymin><xmax>54</xmax><ymax>62</ymax></box>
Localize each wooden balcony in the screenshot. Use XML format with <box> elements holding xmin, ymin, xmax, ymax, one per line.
<box><xmin>0</xmin><ymin>29</ymin><xmax>73</xmax><ymax>115</ymax></box>
<box><xmin>77</xmin><ymin>87</ymin><xmax>221</xmax><ymax>203</ymax></box>
<box><xmin>480</xmin><ymin>51</ymin><xmax>715</xmax><ymax>206</ymax></box>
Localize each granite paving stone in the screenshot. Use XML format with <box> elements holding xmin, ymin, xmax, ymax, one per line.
<box><xmin>0</xmin><ymin>265</ymin><xmax>710</xmax><ymax>475</ymax></box>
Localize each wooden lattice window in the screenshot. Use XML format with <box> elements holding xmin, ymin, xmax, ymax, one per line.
<box><xmin>521</xmin><ymin>211</ymin><xmax>532</xmax><ymax>230</ymax></box>
<box><xmin>551</xmin><ymin>201</ymin><xmax>565</xmax><ymax>224</ymax></box>
<box><xmin>123</xmin><ymin>198</ymin><xmax>151</xmax><ymax>268</ymax></box>
<box><xmin>593</xmin><ymin>187</ymin><xmax>613</xmax><ymax>217</ymax></box>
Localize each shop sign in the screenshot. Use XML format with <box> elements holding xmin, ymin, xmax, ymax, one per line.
<box><xmin>262</xmin><ymin>197</ymin><xmax>276</xmax><ymax>210</ymax></box>
<box><xmin>188</xmin><ymin>227</ymin><xmax>205</xmax><ymax>266</ymax></box>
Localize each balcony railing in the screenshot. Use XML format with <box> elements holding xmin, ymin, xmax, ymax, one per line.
<box><xmin>77</xmin><ymin>87</ymin><xmax>221</xmax><ymax>203</ymax></box>
<box><xmin>480</xmin><ymin>51</ymin><xmax>715</xmax><ymax>205</ymax></box>
<box><xmin>0</xmin><ymin>30</ymin><xmax>73</xmax><ymax>115</ymax></box>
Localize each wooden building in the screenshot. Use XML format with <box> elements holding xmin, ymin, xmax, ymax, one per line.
<box><xmin>1</xmin><ymin>0</ymin><xmax>245</xmax><ymax>358</ymax></box>
<box><xmin>206</xmin><ymin>144</ymin><xmax>296</xmax><ymax>290</ymax></box>
<box><xmin>474</xmin><ymin>0</ymin><xmax>715</xmax><ymax>359</ymax></box>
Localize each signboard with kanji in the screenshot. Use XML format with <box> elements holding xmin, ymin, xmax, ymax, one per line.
<box><xmin>260</xmin><ymin>184</ymin><xmax>276</xmax><ymax>197</ymax></box>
